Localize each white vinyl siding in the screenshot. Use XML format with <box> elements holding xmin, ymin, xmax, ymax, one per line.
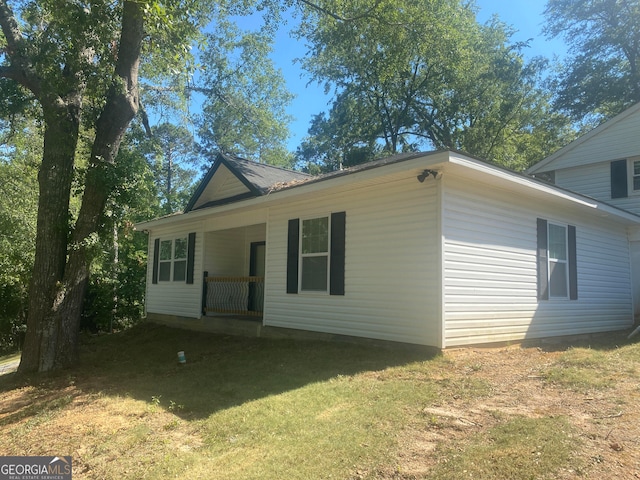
<box><xmin>535</xmin><ymin>104</ymin><xmax>640</xmax><ymax>172</ymax></box>
<box><xmin>555</xmin><ymin>163</ymin><xmax>640</xmax><ymax>216</ymax></box>
<box><xmin>265</xmin><ymin>174</ymin><xmax>441</xmax><ymax>347</ymax></box>
<box><xmin>191</xmin><ymin>164</ymin><xmax>250</xmax><ymax>210</ymax></box>
<box><xmin>145</xmin><ymin>224</ymin><xmax>203</xmax><ymax>319</ymax></box>
<box><xmin>442</xmin><ymin>176</ymin><xmax>633</xmax><ymax>347</ymax></box>
<box><xmin>203</xmin><ymin>224</ymin><xmax>266</xmax><ymax>277</ymax></box>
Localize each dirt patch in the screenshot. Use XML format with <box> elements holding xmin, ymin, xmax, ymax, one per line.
<box><xmin>393</xmin><ymin>343</ymin><xmax>640</xmax><ymax>479</ymax></box>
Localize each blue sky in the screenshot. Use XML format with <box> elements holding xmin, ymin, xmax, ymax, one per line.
<box><xmin>259</xmin><ymin>0</ymin><xmax>569</xmax><ymax>151</ymax></box>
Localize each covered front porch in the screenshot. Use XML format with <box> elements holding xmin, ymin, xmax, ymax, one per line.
<box><xmin>202</xmin><ymin>223</ymin><xmax>266</xmax><ymax>318</ymax></box>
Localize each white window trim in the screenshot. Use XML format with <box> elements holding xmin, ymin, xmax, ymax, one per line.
<box><xmin>627</xmin><ymin>156</ymin><xmax>640</xmax><ymax>195</ymax></box>
<box><xmin>158</xmin><ymin>236</ymin><xmax>188</xmax><ymax>283</ymax></box>
<box><xmin>299</xmin><ymin>215</ymin><xmax>331</xmax><ymax>294</ymax></box>
<box><xmin>547</xmin><ymin>222</ymin><xmax>569</xmax><ymax>300</ymax></box>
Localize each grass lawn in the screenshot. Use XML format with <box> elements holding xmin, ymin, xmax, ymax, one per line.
<box><xmin>0</xmin><ymin>323</ymin><xmax>638</xmax><ymax>479</ymax></box>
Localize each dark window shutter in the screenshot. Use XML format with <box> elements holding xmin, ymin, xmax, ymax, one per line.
<box><xmin>537</xmin><ymin>218</ymin><xmax>549</xmax><ymax>300</ymax></box>
<box><xmin>186</xmin><ymin>232</ymin><xmax>196</xmax><ymax>284</ymax></box>
<box><xmin>568</xmin><ymin>225</ymin><xmax>578</xmax><ymax>300</ymax></box>
<box><xmin>611</xmin><ymin>159</ymin><xmax>628</xmax><ymax>199</ymax></box>
<box><xmin>152</xmin><ymin>238</ymin><xmax>160</xmax><ymax>284</ymax></box>
<box><xmin>330</xmin><ymin>211</ymin><xmax>346</xmax><ymax>295</ymax></box>
<box><xmin>286</xmin><ymin>219</ymin><xmax>299</xmax><ymax>294</ymax></box>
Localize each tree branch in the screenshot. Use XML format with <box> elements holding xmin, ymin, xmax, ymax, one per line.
<box><xmin>0</xmin><ymin>0</ymin><xmax>22</xmax><ymax>55</ymax></box>
<box><xmin>297</xmin><ymin>0</ymin><xmax>383</xmax><ymax>22</ymax></box>
<box><xmin>0</xmin><ymin>0</ymin><xmax>41</xmax><ymax>95</ymax></box>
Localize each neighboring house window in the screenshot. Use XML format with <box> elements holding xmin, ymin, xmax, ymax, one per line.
<box><xmin>287</xmin><ymin>212</ymin><xmax>346</xmax><ymax>295</ymax></box>
<box><xmin>152</xmin><ymin>233</ymin><xmax>196</xmax><ymax>285</ymax></box>
<box><xmin>610</xmin><ymin>157</ymin><xmax>640</xmax><ymax>198</ymax></box>
<box><xmin>536</xmin><ymin>219</ymin><xmax>577</xmax><ymax>300</ymax></box>
<box><xmin>632</xmin><ymin>158</ymin><xmax>640</xmax><ymax>192</ymax></box>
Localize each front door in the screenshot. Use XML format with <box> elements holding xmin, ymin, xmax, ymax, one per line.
<box><xmin>249</xmin><ymin>241</ymin><xmax>266</xmax><ymax>312</ymax></box>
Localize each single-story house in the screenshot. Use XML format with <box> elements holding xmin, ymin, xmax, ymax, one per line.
<box><xmin>136</xmin><ymin>150</ymin><xmax>640</xmax><ymax>348</ymax></box>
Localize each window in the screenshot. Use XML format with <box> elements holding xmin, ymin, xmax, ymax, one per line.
<box><xmin>536</xmin><ymin>218</ymin><xmax>577</xmax><ymax>301</ymax></box>
<box><xmin>548</xmin><ymin>224</ymin><xmax>568</xmax><ymax>298</ymax></box>
<box><xmin>287</xmin><ymin>212</ymin><xmax>346</xmax><ymax>295</ymax></box>
<box><xmin>632</xmin><ymin>158</ymin><xmax>640</xmax><ymax>192</ymax></box>
<box><xmin>612</xmin><ymin>157</ymin><xmax>640</xmax><ymax>198</ymax></box>
<box><xmin>158</xmin><ymin>237</ymin><xmax>187</xmax><ymax>282</ymax></box>
<box><xmin>301</xmin><ymin>217</ymin><xmax>329</xmax><ymax>291</ymax></box>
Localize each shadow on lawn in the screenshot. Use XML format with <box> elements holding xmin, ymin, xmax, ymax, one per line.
<box><xmin>0</xmin><ymin>323</ymin><xmax>436</xmax><ymax>423</ymax></box>
<box><xmin>522</xmin><ymin>328</ymin><xmax>640</xmax><ymax>353</ymax></box>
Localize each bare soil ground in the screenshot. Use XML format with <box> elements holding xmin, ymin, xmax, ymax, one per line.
<box><xmin>0</xmin><ymin>328</ymin><xmax>638</xmax><ymax>479</ymax></box>
<box><xmin>395</xmin><ymin>340</ymin><xmax>640</xmax><ymax>479</ymax></box>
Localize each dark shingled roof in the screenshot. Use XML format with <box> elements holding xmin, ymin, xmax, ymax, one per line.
<box><xmin>223</xmin><ymin>153</ymin><xmax>311</xmax><ymax>193</ymax></box>
<box><xmin>184</xmin><ymin>153</ymin><xmax>312</xmax><ymax>212</ymax></box>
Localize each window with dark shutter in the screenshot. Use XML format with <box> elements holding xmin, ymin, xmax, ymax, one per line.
<box><xmin>152</xmin><ymin>234</ymin><xmax>194</xmax><ymax>284</ymax></box>
<box><xmin>186</xmin><ymin>232</ymin><xmax>196</xmax><ymax>284</ymax></box>
<box><xmin>611</xmin><ymin>159</ymin><xmax>628</xmax><ymax>199</ymax></box>
<box><xmin>152</xmin><ymin>238</ymin><xmax>160</xmax><ymax>284</ymax></box>
<box><xmin>536</xmin><ymin>219</ymin><xmax>548</xmax><ymax>300</ymax></box>
<box><xmin>537</xmin><ymin>219</ymin><xmax>577</xmax><ymax>301</ymax></box>
<box><xmin>287</xmin><ymin>212</ymin><xmax>346</xmax><ymax>295</ymax></box>
<box><xmin>330</xmin><ymin>212</ymin><xmax>346</xmax><ymax>295</ymax></box>
<box><xmin>568</xmin><ymin>225</ymin><xmax>577</xmax><ymax>300</ymax></box>
<box><xmin>286</xmin><ymin>219</ymin><xmax>299</xmax><ymax>294</ymax></box>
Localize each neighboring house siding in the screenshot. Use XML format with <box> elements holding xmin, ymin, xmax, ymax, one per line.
<box><xmin>264</xmin><ymin>175</ymin><xmax>441</xmax><ymax>347</ymax></box>
<box><xmin>540</xmin><ymin>108</ymin><xmax>640</xmax><ymax>171</ymax></box>
<box><xmin>555</xmin><ymin>163</ymin><xmax>640</xmax><ymax>216</ymax></box>
<box><xmin>442</xmin><ymin>176</ymin><xmax>633</xmax><ymax>347</ymax></box>
<box><xmin>145</xmin><ymin>223</ymin><xmax>204</xmax><ymax>319</ymax></box>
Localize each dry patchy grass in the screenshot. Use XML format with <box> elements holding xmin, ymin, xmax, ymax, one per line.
<box><xmin>0</xmin><ymin>324</ymin><xmax>639</xmax><ymax>479</ymax></box>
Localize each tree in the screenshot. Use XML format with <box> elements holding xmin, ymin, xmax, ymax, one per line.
<box><xmin>197</xmin><ymin>19</ymin><xmax>294</xmax><ymax>167</ymax></box>
<box><xmin>1</xmin><ymin>0</ymin><xmax>303</xmax><ymax>371</ymax></box>
<box><xmin>0</xmin><ymin>0</ymin><xmax>147</xmax><ymax>372</ymax></box>
<box><xmin>0</xmin><ymin>0</ymin><xmax>229</xmax><ymax>372</ymax></box>
<box><xmin>296</xmin><ymin>0</ymin><xmax>571</xmax><ymax>171</ymax></box>
<box><xmin>145</xmin><ymin>122</ymin><xmax>200</xmax><ymax>214</ymax></box>
<box><xmin>295</xmin><ymin>97</ymin><xmax>381</xmax><ymax>172</ymax></box>
<box><xmin>544</xmin><ymin>0</ymin><xmax>640</xmax><ymax>122</ymax></box>
<box><xmin>0</xmin><ymin>122</ymin><xmax>40</xmax><ymax>352</ymax></box>
<box><xmin>82</xmin><ymin>124</ymin><xmax>161</xmax><ymax>333</ymax></box>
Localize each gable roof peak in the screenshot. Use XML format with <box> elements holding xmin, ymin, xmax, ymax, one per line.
<box><xmin>185</xmin><ymin>152</ymin><xmax>312</xmax><ymax>212</ymax></box>
<box><xmin>527</xmin><ymin>101</ymin><xmax>640</xmax><ymax>174</ymax></box>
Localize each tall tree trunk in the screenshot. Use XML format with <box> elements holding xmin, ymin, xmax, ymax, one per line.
<box><xmin>48</xmin><ymin>0</ymin><xmax>143</xmax><ymax>370</ymax></box>
<box><xmin>19</xmin><ymin>102</ymin><xmax>81</xmax><ymax>373</ymax></box>
<box><xmin>18</xmin><ymin>0</ymin><xmax>144</xmax><ymax>372</ymax></box>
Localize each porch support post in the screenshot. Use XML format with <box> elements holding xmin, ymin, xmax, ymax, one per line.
<box><xmin>202</xmin><ymin>271</ymin><xmax>208</xmax><ymax>316</ymax></box>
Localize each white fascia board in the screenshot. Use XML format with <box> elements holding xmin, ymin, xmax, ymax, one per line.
<box><xmin>136</xmin><ymin>151</ymin><xmax>451</xmax><ymax>231</ymax></box>
<box><xmin>448</xmin><ymin>153</ymin><xmax>640</xmax><ymax>225</ymax></box>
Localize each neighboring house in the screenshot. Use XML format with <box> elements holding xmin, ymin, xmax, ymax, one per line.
<box><xmin>527</xmin><ymin>101</ymin><xmax>640</xmax><ymax>319</ymax></box>
<box><xmin>136</xmin><ymin>150</ymin><xmax>640</xmax><ymax>349</ymax></box>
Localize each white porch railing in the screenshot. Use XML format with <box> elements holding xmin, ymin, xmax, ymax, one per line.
<box><xmin>203</xmin><ymin>274</ymin><xmax>264</xmax><ymax>316</ymax></box>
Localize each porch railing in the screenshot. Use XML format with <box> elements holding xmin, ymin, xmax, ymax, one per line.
<box><xmin>203</xmin><ymin>272</ymin><xmax>264</xmax><ymax>316</ymax></box>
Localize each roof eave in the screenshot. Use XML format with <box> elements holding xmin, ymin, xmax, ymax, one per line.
<box><xmin>527</xmin><ymin>101</ymin><xmax>640</xmax><ymax>174</ymax></box>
